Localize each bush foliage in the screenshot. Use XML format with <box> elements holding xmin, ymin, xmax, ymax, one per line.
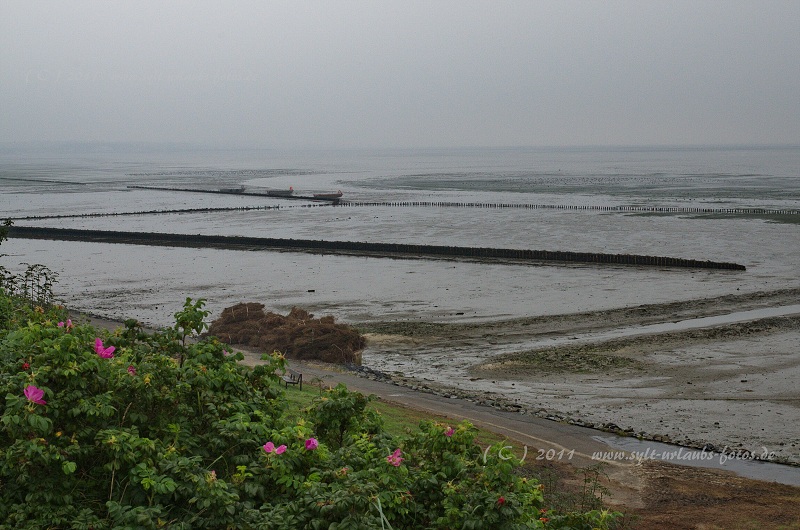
<box><xmin>0</xmin><ymin>290</ymin><xmax>620</xmax><ymax>529</ymax></box>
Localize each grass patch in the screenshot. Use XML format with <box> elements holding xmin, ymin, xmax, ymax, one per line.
<box><xmin>477</xmin><ymin>347</ymin><xmax>642</xmax><ymax>375</ymax></box>
<box><xmin>686</xmin><ymin>213</ymin><xmax>800</xmax><ymax>225</ymax></box>
<box><xmin>629</xmin><ymin>211</ymin><xmax>800</xmax><ymax>225</ymax></box>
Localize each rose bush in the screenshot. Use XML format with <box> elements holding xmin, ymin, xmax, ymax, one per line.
<box><xmin>0</xmin><ymin>294</ymin><xmax>620</xmax><ymax>529</ymax></box>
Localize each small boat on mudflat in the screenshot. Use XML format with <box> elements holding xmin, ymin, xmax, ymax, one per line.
<box><xmin>313</xmin><ymin>190</ymin><xmax>343</xmax><ymax>199</ymax></box>
<box><xmin>266</xmin><ymin>187</ymin><xmax>294</xmax><ymax>197</ymax></box>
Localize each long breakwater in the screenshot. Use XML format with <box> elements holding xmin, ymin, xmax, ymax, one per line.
<box><xmin>9</xmin><ymin>226</ymin><xmax>746</xmax><ymax>270</ymax></box>
<box><xmin>339</xmin><ymin>200</ymin><xmax>799</xmax><ymax>216</ymax></box>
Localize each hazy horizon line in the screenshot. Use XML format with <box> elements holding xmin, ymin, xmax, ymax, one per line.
<box><xmin>2</xmin><ymin>140</ymin><xmax>799</xmax><ymax>153</ymax></box>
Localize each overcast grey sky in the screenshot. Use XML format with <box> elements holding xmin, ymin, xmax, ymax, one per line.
<box><xmin>2</xmin><ymin>1</ymin><xmax>799</xmax><ymax>149</ymax></box>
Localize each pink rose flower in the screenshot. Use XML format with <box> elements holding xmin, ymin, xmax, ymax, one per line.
<box><xmin>24</xmin><ymin>385</ymin><xmax>47</xmax><ymax>405</ymax></box>
<box><xmin>94</xmin><ymin>338</ymin><xmax>115</xmax><ymax>359</ymax></box>
<box><xmin>387</xmin><ymin>448</ymin><xmax>403</xmax><ymax>467</ymax></box>
<box><xmin>305</xmin><ymin>438</ymin><xmax>319</xmax><ymax>451</ymax></box>
<box><xmin>445</xmin><ymin>427</ymin><xmax>455</xmax><ymax>437</ymax></box>
<box><xmin>263</xmin><ymin>441</ymin><xmax>287</xmax><ymax>454</ymax></box>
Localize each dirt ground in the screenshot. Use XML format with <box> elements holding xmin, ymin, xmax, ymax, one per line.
<box><xmin>525</xmin><ymin>454</ymin><xmax>800</xmax><ymax>529</ymax></box>
<box><xmin>626</xmin><ymin>461</ymin><xmax>800</xmax><ymax>529</ymax></box>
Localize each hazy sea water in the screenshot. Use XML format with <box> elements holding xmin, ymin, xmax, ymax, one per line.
<box><xmin>1</xmin><ymin>143</ymin><xmax>799</xmax><ymax>328</ymax></box>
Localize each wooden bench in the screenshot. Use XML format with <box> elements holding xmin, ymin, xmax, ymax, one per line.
<box><xmin>281</xmin><ymin>368</ymin><xmax>302</xmax><ymax>391</ymax></box>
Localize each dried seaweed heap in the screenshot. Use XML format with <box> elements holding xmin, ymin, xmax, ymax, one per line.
<box><xmin>207</xmin><ymin>303</ymin><xmax>365</xmax><ymax>364</ymax></box>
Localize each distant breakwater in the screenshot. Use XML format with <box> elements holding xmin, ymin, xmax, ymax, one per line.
<box><xmin>9</xmin><ymin>226</ymin><xmax>746</xmax><ymax>271</ymax></box>
<box><xmin>14</xmin><ymin>200</ymin><xmax>797</xmax><ymax>222</ymax></box>
<box><xmin>339</xmin><ymin>200</ymin><xmax>799</xmax><ymax>216</ymax></box>
<box><xmin>125</xmin><ymin>186</ymin><xmax>799</xmax><ymax>216</ymax></box>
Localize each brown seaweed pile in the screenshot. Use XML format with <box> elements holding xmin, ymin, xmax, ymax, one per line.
<box><xmin>206</xmin><ymin>303</ymin><xmax>365</xmax><ymax>364</ymax></box>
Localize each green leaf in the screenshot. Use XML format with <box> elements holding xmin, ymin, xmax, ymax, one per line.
<box><xmin>62</xmin><ymin>461</ymin><xmax>77</xmax><ymax>475</ymax></box>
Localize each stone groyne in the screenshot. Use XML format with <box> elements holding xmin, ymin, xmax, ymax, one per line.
<box><xmin>9</xmin><ymin>226</ymin><xmax>746</xmax><ymax>270</ymax></box>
